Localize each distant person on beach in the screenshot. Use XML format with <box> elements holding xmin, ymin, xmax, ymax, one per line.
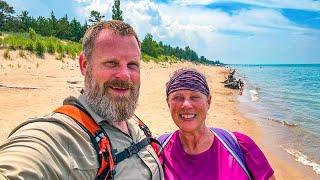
<box><xmin>239</xmin><ymin>79</ymin><xmax>244</xmax><ymax>95</ymax></box>
<box><xmin>0</xmin><ymin>20</ymin><xmax>164</xmax><ymax>179</ymax></box>
<box><xmin>158</xmin><ymin>68</ymin><xmax>275</xmax><ymax>180</ymax></box>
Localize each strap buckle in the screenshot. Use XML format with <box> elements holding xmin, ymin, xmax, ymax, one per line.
<box><xmin>126</xmin><ymin>144</ymin><xmax>139</xmax><ymax>156</ymax></box>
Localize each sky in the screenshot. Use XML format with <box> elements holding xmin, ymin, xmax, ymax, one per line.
<box><xmin>5</xmin><ymin>0</ymin><xmax>320</xmax><ymax>64</ymax></box>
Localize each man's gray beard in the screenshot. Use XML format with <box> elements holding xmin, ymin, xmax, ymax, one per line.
<box><xmin>83</xmin><ymin>69</ymin><xmax>139</xmax><ymax>123</ymax></box>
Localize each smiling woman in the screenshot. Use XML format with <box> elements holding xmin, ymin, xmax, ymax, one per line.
<box><xmin>158</xmin><ymin>68</ymin><xmax>275</xmax><ymax>180</ymax></box>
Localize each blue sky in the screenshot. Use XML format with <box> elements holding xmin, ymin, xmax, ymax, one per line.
<box><xmin>6</xmin><ymin>0</ymin><xmax>320</xmax><ymax>64</ymax></box>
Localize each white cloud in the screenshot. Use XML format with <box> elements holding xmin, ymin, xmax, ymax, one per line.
<box><xmin>172</xmin><ymin>0</ymin><xmax>320</xmax><ymax>11</ymax></box>
<box><xmin>73</xmin><ymin>0</ymin><xmax>320</xmax><ymax>63</ymax></box>
<box><xmin>73</xmin><ymin>0</ymin><xmax>92</xmax><ymax>3</ymax></box>
<box><xmin>73</xmin><ymin>0</ymin><xmax>113</xmax><ymax>21</ymax></box>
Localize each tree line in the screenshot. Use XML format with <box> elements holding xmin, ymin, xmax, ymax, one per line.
<box><xmin>0</xmin><ymin>0</ymin><xmax>222</xmax><ymax>65</ymax></box>
<box><xmin>141</xmin><ymin>33</ymin><xmax>222</xmax><ymax>65</ymax></box>
<box><xmin>0</xmin><ymin>1</ymin><xmax>87</xmax><ymax>42</ymax></box>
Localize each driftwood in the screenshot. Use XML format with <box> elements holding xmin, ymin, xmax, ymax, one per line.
<box><xmin>66</xmin><ymin>80</ymin><xmax>82</xmax><ymax>85</ymax></box>
<box><xmin>0</xmin><ymin>84</ymin><xmax>40</xmax><ymax>90</ymax></box>
<box><xmin>223</xmin><ymin>69</ymin><xmax>244</xmax><ymax>90</ymax></box>
<box><xmin>223</xmin><ymin>69</ymin><xmax>236</xmax><ymax>84</ymax></box>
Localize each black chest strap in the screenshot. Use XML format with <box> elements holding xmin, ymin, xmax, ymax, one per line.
<box><xmin>114</xmin><ymin>137</ymin><xmax>151</xmax><ymax>164</ymax></box>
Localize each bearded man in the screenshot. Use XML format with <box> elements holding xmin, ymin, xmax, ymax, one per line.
<box><xmin>0</xmin><ymin>20</ymin><xmax>164</xmax><ymax>180</ymax></box>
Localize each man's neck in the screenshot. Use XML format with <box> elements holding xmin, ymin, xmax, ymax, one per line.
<box><xmin>112</xmin><ymin>121</ymin><xmax>130</xmax><ymax>135</ymax></box>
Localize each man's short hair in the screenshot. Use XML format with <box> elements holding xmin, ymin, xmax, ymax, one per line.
<box><xmin>82</xmin><ymin>20</ymin><xmax>140</xmax><ymax>61</ymax></box>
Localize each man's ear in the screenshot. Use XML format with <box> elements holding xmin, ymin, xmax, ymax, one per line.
<box><xmin>79</xmin><ymin>52</ymin><xmax>87</xmax><ymax>76</ymax></box>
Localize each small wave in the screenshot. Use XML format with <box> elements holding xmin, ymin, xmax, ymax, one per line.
<box><xmin>283</xmin><ymin>147</ymin><xmax>320</xmax><ymax>174</ymax></box>
<box><xmin>268</xmin><ymin>118</ymin><xmax>299</xmax><ymax>127</ymax></box>
<box><xmin>249</xmin><ymin>89</ymin><xmax>259</xmax><ymax>101</ymax></box>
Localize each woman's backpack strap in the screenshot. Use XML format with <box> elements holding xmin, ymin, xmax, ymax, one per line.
<box><xmin>210</xmin><ymin>127</ymin><xmax>252</xmax><ymax>180</ymax></box>
<box><xmin>157</xmin><ymin>132</ymin><xmax>174</xmax><ymax>155</ymax></box>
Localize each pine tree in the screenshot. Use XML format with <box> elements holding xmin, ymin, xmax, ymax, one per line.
<box><xmin>0</xmin><ymin>0</ymin><xmax>14</xmax><ymax>30</ymax></box>
<box><xmin>112</xmin><ymin>0</ymin><xmax>123</xmax><ymax>21</ymax></box>
<box><xmin>88</xmin><ymin>10</ymin><xmax>105</xmax><ymax>24</ymax></box>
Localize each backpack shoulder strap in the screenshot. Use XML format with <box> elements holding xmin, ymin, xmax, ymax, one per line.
<box><xmin>157</xmin><ymin>132</ymin><xmax>174</xmax><ymax>155</ymax></box>
<box><xmin>54</xmin><ymin>105</ymin><xmax>115</xmax><ymax>179</ymax></box>
<box><xmin>132</xmin><ymin>115</ymin><xmax>161</xmax><ymax>155</ymax></box>
<box><xmin>210</xmin><ymin>127</ymin><xmax>252</xmax><ymax>180</ymax></box>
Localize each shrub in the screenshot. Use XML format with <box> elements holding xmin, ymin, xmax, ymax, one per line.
<box><xmin>25</xmin><ymin>41</ymin><xmax>34</xmax><ymax>52</ymax></box>
<box><xmin>19</xmin><ymin>50</ymin><xmax>26</xmax><ymax>58</ymax></box>
<box><xmin>45</xmin><ymin>37</ymin><xmax>57</xmax><ymax>54</ymax></box>
<box><xmin>35</xmin><ymin>40</ymin><xmax>45</xmax><ymax>57</ymax></box>
<box><xmin>65</xmin><ymin>46</ymin><xmax>71</xmax><ymax>55</ymax></box>
<box><xmin>142</xmin><ymin>53</ymin><xmax>152</xmax><ymax>62</ymax></box>
<box><xmin>56</xmin><ymin>53</ymin><xmax>64</xmax><ymax>60</ymax></box>
<box><xmin>56</xmin><ymin>43</ymin><xmax>64</xmax><ymax>54</ymax></box>
<box><xmin>29</xmin><ymin>28</ymin><xmax>37</xmax><ymax>41</ymax></box>
<box><xmin>56</xmin><ymin>43</ymin><xmax>65</xmax><ymax>59</ymax></box>
<box><xmin>46</xmin><ymin>41</ymin><xmax>56</xmax><ymax>54</ymax></box>
<box><xmin>70</xmin><ymin>49</ymin><xmax>77</xmax><ymax>59</ymax></box>
<box><xmin>3</xmin><ymin>49</ymin><xmax>10</xmax><ymax>60</ymax></box>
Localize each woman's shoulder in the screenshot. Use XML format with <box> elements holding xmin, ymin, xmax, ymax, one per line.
<box><xmin>157</xmin><ymin>131</ymin><xmax>179</xmax><ymax>147</ymax></box>
<box><xmin>233</xmin><ymin>132</ymin><xmax>274</xmax><ymax>179</ymax></box>
<box><xmin>232</xmin><ymin>131</ymin><xmax>260</xmax><ymax>153</ymax></box>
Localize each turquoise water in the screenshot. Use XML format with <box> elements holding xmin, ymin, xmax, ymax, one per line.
<box><xmin>230</xmin><ymin>64</ymin><xmax>320</xmax><ymax>174</ymax></box>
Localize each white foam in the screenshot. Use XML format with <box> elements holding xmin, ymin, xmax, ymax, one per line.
<box><xmin>284</xmin><ymin>147</ymin><xmax>320</xmax><ymax>174</ymax></box>
<box><xmin>249</xmin><ymin>89</ymin><xmax>259</xmax><ymax>101</ymax></box>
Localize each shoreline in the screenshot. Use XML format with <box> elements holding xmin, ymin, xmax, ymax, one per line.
<box><xmin>0</xmin><ymin>50</ymin><xmax>316</xmax><ymax>179</ymax></box>
<box><xmin>235</xmin><ymin>68</ymin><xmax>320</xmax><ymax>178</ymax></box>
<box><xmin>235</xmin><ymin>98</ymin><xmax>318</xmax><ymax>179</ymax></box>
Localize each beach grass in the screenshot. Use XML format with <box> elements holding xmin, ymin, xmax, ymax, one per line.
<box><xmin>1</xmin><ymin>31</ymin><xmax>82</xmax><ymax>60</ymax></box>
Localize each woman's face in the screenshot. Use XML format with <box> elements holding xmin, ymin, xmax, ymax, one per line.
<box><xmin>167</xmin><ymin>90</ymin><xmax>211</xmax><ymax>133</ymax></box>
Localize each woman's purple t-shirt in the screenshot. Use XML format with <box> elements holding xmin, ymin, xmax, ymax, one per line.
<box><xmin>159</xmin><ymin>131</ymin><xmax>274</xmax><ymax>180</ymax></box>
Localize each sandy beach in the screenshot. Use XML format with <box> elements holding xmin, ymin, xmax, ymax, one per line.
<box><xmin>0</xmin><ymin>50</ymin><xmax>317</xmax><ymax>179</ymax></box>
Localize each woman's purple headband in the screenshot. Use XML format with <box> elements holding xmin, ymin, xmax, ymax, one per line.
<box><xmin>166</xmin><ymin>69</ymin><xmax>210</xmax><ymax>97</ymax></box>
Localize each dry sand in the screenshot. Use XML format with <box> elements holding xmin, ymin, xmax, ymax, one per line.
<box><xmin>0</xmin><ymin>50</ymin><xmax>317</xmax><ymax>179</ymax></box>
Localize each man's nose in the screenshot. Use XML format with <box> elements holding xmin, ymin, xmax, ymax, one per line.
<box><xmin>115</xmin><ymin>65</ymin><xmax>130</xmax><ymax>81</ymax></box>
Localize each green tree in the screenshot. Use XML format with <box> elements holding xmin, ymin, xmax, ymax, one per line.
<box><xmin>35</xmin><ymin>16</ymin><xmax>50</xmax><ymax>36</ymax></box>
<box><xmin>112</xmin><ymin>0</ymin><xmax>123</xmax><ymax>21</ymax></box>
<box><xmin>141</xmin><ymin>33</ymin><xmax>160</xmax><ymax>58</ymax></box>
<box><xmin>88</xmin><ymin>10</ymin><xmax>104</xmax><ymax>24</ymax></box>
<box><xmin>48</xmin><ymin>11</ymin><xmax>57</xmax><ymax>36</ymax></box>
<box><xmin>69</xmin><ymin>18</ymin><xmax>83</xmax><ymax>41</ymax></box>
<box><xmin>18</xmin><ymin>11</ymin><xmax>36</xmax><ymax>32</ymax></box>
<box><xmin>0</xmin><ymin>0</ymin><xmax>14</xmax><ymax>30</ymax></box>
<box><xmin>56</xmin><ymin>15</ymin><xmax>71</xmax><ymax>39</ymax></box>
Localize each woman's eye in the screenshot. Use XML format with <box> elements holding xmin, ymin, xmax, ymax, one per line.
<box><xmin>172</xmin><ymin>96</ymin><xmax>184</xmax><ymax>102</ymax></box>
<box><xmin>190</xmin><ymin>96</ymin><xmax>200</xmax><ymax>100</ymax></box>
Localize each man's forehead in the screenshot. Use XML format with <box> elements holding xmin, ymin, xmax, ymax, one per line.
<box><xmin>94</xmin><ymin>29</ymin><xmax>138</xmax><ymax>47</ymax></box>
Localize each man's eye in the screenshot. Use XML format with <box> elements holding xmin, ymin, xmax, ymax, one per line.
<box><xmin>104</xmin><ymin>61</ymin><xmax>117</xmax><ymax>67</ymax></box>
<box><xmin>128</xmin><ymin>63</ymin><xmax>139</xmax><ymax>70</ymax></box>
